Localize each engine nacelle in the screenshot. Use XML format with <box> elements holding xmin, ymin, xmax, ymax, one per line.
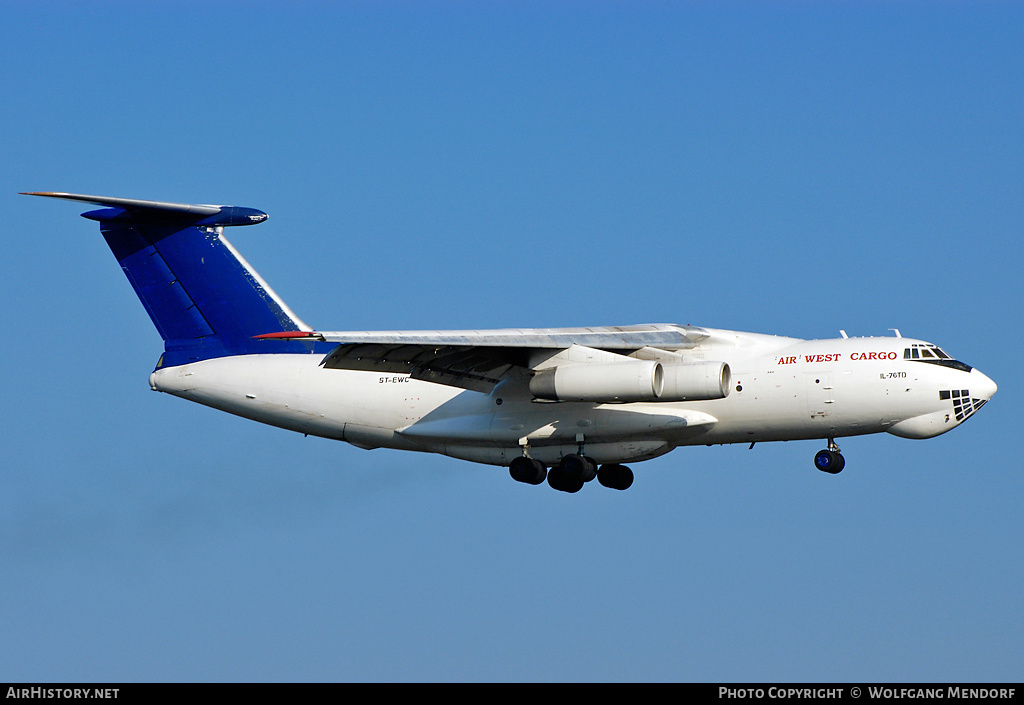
<box><xmin>530</xmin><ymin>360</ymin><xmax>664</xmax><ymax>402</ymax></box>
<box><xmin>530</xmin><ymin>359</ymin><xmax>731</xmax><ymax>403</ymax></box>
<box><xmin>660</xmin><ymin>361</ymin><xmax>731</xmax><ymax>401</ymax></box>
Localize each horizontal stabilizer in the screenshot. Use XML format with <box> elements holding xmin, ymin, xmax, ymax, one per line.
<box><xmin>253</xmin><ymin>331</ymin><xmax>325</xmax><ymax>340</ymax></box>
<box><xmin>21</xmin><ymin>192</ymin><xmax>268</xmax><ymax>228</ymax></box>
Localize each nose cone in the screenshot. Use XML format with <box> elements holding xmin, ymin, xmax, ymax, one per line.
<box><xmin>887</xmin><ymin>364</ymin><xmax>996</xmax><ymax>440</ymax></box>
<box><xmin>972</xmin><ymin>368</ymin><xmax>997</xmax><ymax>401</ymax></box>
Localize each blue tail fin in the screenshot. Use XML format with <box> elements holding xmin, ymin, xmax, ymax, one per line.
<box><xmin>25</xmin><ymin>192</ymin><xmax>320</xmax><ymax>367</ymax></box>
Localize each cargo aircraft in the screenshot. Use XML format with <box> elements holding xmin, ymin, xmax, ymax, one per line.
<box><xmin>25</xmin><ymin>192</ymin><xmax>997</xmax><ymax>492</ymax></box>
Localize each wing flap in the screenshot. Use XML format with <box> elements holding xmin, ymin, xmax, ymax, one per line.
<box><xmin>320</xmin><ymin>343</ymin><xmax>529</xmax><ymax>393</ymax></box>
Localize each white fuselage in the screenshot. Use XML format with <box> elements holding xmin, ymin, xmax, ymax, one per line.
<box><xmin>148</xmin><ymin>328</ymin><xmax>997</xmax><ymax>467</ymax></box>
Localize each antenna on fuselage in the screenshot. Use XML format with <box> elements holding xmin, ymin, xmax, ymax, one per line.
<box><xmin>889</xmin><ymin>329</ymin><xmax>902</xmax><ymax>338</ymax></box>
<box><xmin>839</xmin><ymin>330</ymin><xmax>848</xmax><ymax>339</ymax></box>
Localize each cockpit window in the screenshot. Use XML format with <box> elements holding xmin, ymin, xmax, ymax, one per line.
<box><xmin>904</xmin><ymin>344</ymin><xmax>972</xmax><ymax>372</ymax></box>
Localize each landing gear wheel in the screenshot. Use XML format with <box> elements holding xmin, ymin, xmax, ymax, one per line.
<box><xmin>547</xmin><ymin>465</ymin><xmax>584</xmax><ymax>493</ymax></box>
<box><xmin>509</xmin><ymin>456</ymin><xmax>547</xmax><ymax>485</ymax></box>
<box><xmin>598</xmin><ymin>463</ymin><xmax>634</xmax><ymax>490</ymax></box>
<box><xmin>558</xmin><ymin>454</ymin><xmax>597</xmax><ymax>483</ymax></box>
<box><xmin>814</xmin><ymin>449</ymin><xmax>845</xmax><ymax>474</ymax></box>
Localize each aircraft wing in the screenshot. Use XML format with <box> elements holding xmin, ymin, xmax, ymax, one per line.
<box><xmin>256</xmin><ymin>324</ymin><xmax>707</xmax><ymax>393</ymax></box>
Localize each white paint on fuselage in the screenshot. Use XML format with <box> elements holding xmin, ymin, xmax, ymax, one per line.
<box><xmin>148</xmin><ymin>328</ymin><xmax>996</xmax><ymax>467</ymax></box>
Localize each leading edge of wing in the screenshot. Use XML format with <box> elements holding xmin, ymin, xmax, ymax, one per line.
<box><xmin>260</xmin><ymin>324</ymin><xmax>705</xmax><ymax>350</ymax></box>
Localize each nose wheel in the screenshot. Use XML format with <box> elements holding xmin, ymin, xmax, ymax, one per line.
<box><xmin>814</xmin><ymin>439</ymin><xmax>845</xmax><ymax>474</ymax></box>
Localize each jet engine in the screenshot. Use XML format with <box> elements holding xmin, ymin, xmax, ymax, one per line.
<box><xmin>529</xmin><ymin>360</ymin><xmax>730</xmax><ymax>403</ymax></box>
<box><xmin>530</xmin><ymin>360</ymin><xmax>662</xmax><ymax>402</ymax></box>
<box><xmin>660</xmin><ymin>361</ymin><xmax>731</xmax><ymax>401</ymax></box>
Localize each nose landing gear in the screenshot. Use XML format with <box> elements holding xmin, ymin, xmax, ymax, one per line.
<box><xmin>814</xmin><ymin>438</ymin><xmax>845</xmax><ymax>474</ymax></box>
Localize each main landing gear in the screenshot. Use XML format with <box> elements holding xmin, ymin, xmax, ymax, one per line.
<box><xmin>508</xmin><ymin>454</ymin><xmax>634</xmax><ymax>492</ymax></box>
<box><xmin>814</xmin><ymin>438</ymin><xmax>845</xmax><ymax>474</ymax></box>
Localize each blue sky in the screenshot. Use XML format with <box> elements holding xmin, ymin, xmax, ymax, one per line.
<box><xmin>1</xmin><ymin>1</ymin><xmax>1021</xmax><ymax>682</ymax></box>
